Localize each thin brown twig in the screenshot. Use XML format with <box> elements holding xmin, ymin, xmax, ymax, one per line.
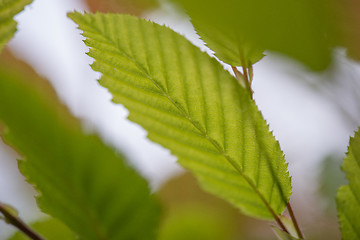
<box><xmin>287</xmin><ymin>203</ymin><xmax>304</xmax><ymax>239</ymax></box>
<box><xmin>242</xmin><ymin>65</ymin><xmax>254</xmax><ymax>98</ymax></box>
<box><xmin>273</xmin><ymin>213</ymin><xmax>290</xmax><ymax>235</ymax></box>
<box><xmin>231</xmin><ymin>66</ymin><xmax>246</xmax><ymax>85</ymax></box>
<box><xmin>0</xmin><ymin>203</ymin><xmax>44</xmax><ymax>240</ymax></box>
<box><xmin>231</xmin><ymin>66</ymin><xmax>253</xmax><ymax>98</ymax></box>
<box><xmin>248</xmin><ymin>62</ymin><xmax>254</xmax><ymax>85</ymax></box>
<box><xmin>237</xmin><ymin>54</ymin><xmax>254</xmax><ymax>98</ymax></box>
<box><xmin>241</xmin><ymin>64</ymin><xmax>249</xmax><ymax>83</ymax></box>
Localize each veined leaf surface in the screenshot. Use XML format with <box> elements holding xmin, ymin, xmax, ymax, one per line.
<box><xmin>0</xmin><ymin>0</ymin><xmax>32</xmax><ymax>51</ymax></box>
<box><xmin>69</xmin><ymin>12</ymin><xmax>292</xmax><ymax>220</ymax></box>
<box><xmin>336</xmin><ymin>127</ymin><xmax>360</xmax><ymax>239</ymax></box>
<box><xmin>0</xmin><ymin>54</ymin><xmax>160</xmax><ymax>240</ymax></box>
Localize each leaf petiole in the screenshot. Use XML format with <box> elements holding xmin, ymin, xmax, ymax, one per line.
<box><xmin>287</xmin><ymin>203</ymin><xmax>304</xmax><ymax>239</ymax></box>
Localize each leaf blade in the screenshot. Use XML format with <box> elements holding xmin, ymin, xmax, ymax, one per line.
<box><xmin>172</xmin><ymin>0</ymin><xmax>333</xmax><ymax>70</ymax></box>
<box><xmin>0</xmin><ymin>0</ymin><xmax>32</xmax><ymax>51</ymax></box>
<box><xmin>69</xmin><ymin>12</ymin><xmax>292</xmax><ymax>220</ymax></box>
<box><xmin>192</xmin><ymin>17</ymin><xmax>265</xmax><ymax>67</ymax></box>
<box><xmin>0</xmin><ymin>53</ymin><xmax>161</xmax><ymax>240</ymax></box>
<box><xmin>336</xmin><ymin>127</ymin><xmax>360</xmax><ymax>240</ymax></box>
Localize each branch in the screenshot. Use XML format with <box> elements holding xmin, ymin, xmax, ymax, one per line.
<box><xmin>0</xmin><ymin>202</ymin><xmax>44</xmax><ymax>240</ymax></box>
<box><xmin>231</xmin><ymin>66</ymin><xmax>253</xmax><ymax>98</ymax></box>
<box><xmin>287</xmin><ymin>203</ymin><xmax>304</xmax><ymax>239</ymax></box>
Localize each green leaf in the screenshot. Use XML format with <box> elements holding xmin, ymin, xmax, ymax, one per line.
<box><xmin>0</xmin><ymin>0</ymin><xmax>32</xmax><ymax>51</ymax></box>
<box><xmin>69</xmin><ymin>12</ymin><xmax>292</xmax><ymax>220</ymax></box>
<box><xmin>158</xmin><ymin>173</ymin><xmax>276</xmax><ymax>239</ymax></box>
<box><xmin>0</xmin><ymin>55</ymin><xmax>161</xmax><ymax>239</ymax></box>
<box><xmin>171</xmin><ymin>0</ymin><xmax>334</xmax><ymax>70</ymax></box>
<box><xmin>8</xmin><ymin>218</ymin><xmax>76</xmax><ymax>240</ymax></box>
<box><xmin>191</xmin><ymin>15</ymin><xmax>265</xmax><ymax>68</ymax></box>
<box><xmin>336</xmin><ymin>127</ymin><xmax>360</xmax><ymax>240</ymax></box>
<box><xmin>158</xmin><ymin>205</ymin><xmax>232</xmax><ymax>240</ymax></box>
<box><xmin>318</xmin><ymin>154</ymin><xmax>346</xmax><ymax>212</ymax></box>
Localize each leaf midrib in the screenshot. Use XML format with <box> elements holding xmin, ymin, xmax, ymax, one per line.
<box><xmin>86</xmin><ymin>17</ymin><xmax>280</xmax><ymax>218</ymax></box>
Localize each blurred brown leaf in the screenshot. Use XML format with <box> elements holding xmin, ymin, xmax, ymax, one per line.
<box><xmin>85</xmin><ymin>0</ymin><xmax>158</xmax><ymax>15</ymax></box>
<box><xmin>335</xmin><ymin>0</ymin><xmax>360</xmax><ymax>60</ymax></box>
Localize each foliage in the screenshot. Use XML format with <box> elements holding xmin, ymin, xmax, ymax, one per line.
<box><xmin>0</xmin><ymin>42</ymin><xmax>160</xmax><ymax>240</ymax></box>
<box><xmin>171</xmin><ymin>0</ymin><xmax>334</xmax><ymax>70</ymax></box>
<box><xmin>158</xmin><ymin>205</ymin><xmax>231</xmax><ymax>240</ymax></box>
<box><xmin>9</xmin><ymin>218</ymin><xmax>76</xmax><ymax>240</ymax></box>
<box><xmin>0</xmin><ymin>0</ymin><xmax>32</xmax><ymax>51</ymax></box>
<box><xmin>318</xmin><ymin>154</ymin><xmax>347</xmax><ymax>212</ymax></box>
<box><xmin>0</xmin><ymin>0</ymin><xmax>359</xmax><ymax>239</ymax></box>
<box><xmin>69</xmin><ymin>11</ymin><xmax>291</xmax><ymax>220</ymax></box>
<box><xmin>336</xmin><ymin>128</ymin><xmax>360</xmax><ymax>239</ymax></box>
<box><xmin>157</xmin><ymin>173</ymin><xmax>277</xmax><ymax>239</ymax></box>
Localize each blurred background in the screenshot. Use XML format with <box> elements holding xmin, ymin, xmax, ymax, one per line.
<box><xmin>1</xmin><ymin>0</ymin><xmax>360</xmax><ymax>239</ymax></box>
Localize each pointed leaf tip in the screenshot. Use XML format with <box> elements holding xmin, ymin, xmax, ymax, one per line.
<box><xmin>71</xmin><ymin>12</ymin><xmax>292</xmax><ymax>220</ymax></box>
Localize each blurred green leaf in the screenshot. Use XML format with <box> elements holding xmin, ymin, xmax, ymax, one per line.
<box><xmin>188</xmin><ymin>9</ymin><xmax>265</xmax><ymax>67</ymax></box>
<box><xmin>171</xmin><ymin>0</ymin><xmax>334</xmax><ymax>70</ymax></box>
<box><xmin>336</xmin><ymin>127</ymin><xmax>360</xmax><ymax>239</ymax></box>
<box><xmin>8</xmin><ymin>218</ymin><xmax>76</xmax><ymax>240</ymax></box>
<box><xmin>0</xmin><ymin>53</ymin><xmax>161</xmax><ymax>240</ymax></box>
<box><xmin>158</xmin><ymin>205</ymin><xmax>231</xmax><ymax>240</ymax></box>
<box><xmin>69</xmin><ymin>12</ymin><xmax>292</xmax><ymax>220</ymax></box>
<box><xmin>158</xmin><ymin>173</ymin><xmax>278</xmax><ymax>240</ymax></box>
<box><xmin>318</xmin><ymin>154</ymin><xmax>347</xmax><ymax>212</ymax></box>
<box><xmin>0</xmin><ymin>0</ymin><xmax>32</xmax><ymax>51</ymax></box>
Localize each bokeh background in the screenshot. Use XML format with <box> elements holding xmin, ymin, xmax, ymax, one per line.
<box><xmin>1</xmin><ymin>0</ymin><xmax>360</xmax><ymax>239</ymax></box>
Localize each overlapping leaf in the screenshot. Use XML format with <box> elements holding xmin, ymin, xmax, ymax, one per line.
<box><xmin>69</xmin><ymin>12</ymin><xmax>292</xmax><ymax>219</ymax></box>
<box><xmin>336</xmin><ymin>127</ymin><xmax>360</xmax><ymax>239</ymax></box>
<box><xmin>0</xmin><ymin>54</ymin><xmax>160</xmax><ymax>240</ymax></box>
<box><xmin>158</xmin><ymin>205</ymin><xmax>231</xmax><ymax>240</ymax></box>
<box><xmin>189</xmin><ymin>15</ymin><xmax>264</xmax><ymax>68</ymax></box>
<box><xmin>172</xmin><ymin>0</ymin><xmax>334</xmax><ymax>70</ymax></box>
<box><xmin>0</xmin><ymin>0</ymin><xmax>32</xmax><ymax>51</ymax></box>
